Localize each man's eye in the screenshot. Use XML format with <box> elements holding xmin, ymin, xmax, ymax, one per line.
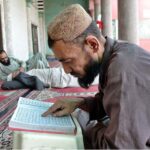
<box><xmin>64</xmin><ymin>59</ymin><xmax>71</xmax><ymax>63</ymax></box>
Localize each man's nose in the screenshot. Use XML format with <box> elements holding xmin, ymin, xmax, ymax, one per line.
<box><xmin>2</xmin><ymin>57</ymin><xmax>8</xmax><ymax>62</ymax></box>
<box><xmin>63</xmin><ymin>64</ymin><xmax>72</xmax><ymax>74</ymax></box>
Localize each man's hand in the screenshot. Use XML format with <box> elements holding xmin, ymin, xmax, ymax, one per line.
<box><xmin>12</xmin><ymin>70</ymin><xmax>20</xmax><ymax>78</ymax></box>
<box><xmin>19</xmin><ymin>67</ymin><xmax>25</xmax><ymax>72</ymax></box>
<box><xmin>42</xmin><ymin>98</ymin><xmax>85</xmax><ymax>117</ymax></box>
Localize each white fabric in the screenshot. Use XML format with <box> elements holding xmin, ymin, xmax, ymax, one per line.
<box><xmin>27</xmin><ymin>67</ymin><xmax>99</xmax><ymax>88</ymax></box>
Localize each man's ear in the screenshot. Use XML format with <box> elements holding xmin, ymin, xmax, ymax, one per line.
<box><xmin>85</xmin><ymin>35</ymin><xmax>100</xmax><ymax>53</ymax></box>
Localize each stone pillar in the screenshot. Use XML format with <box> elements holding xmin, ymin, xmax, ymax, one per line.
<box><xmin>94</xmin><ymin>0</ymin><xmax>100</xmax><ymax>21</ymax></box>
<box><xmin>118</xmin><ymin>0</ymin><xmax>139</xmax><ymax>44</ymax></box>
<box><xmin>38</xmin><ymin>12</ymin><xmax>47</xmax><ymax>55</ymax></box>
<box><xmin>101</xmin><ymin>0</ymin><xmax>112</xmax><ymax>37</ymax></box>
<box><xmin>89</xmin><ymin>0</ymin><xmax>95</xmax><ymax>20</ymax></box>
<box><xmin>3</xmin><ymin>0</ymin><xmax>13</xmax><ymax>55</ymax></box>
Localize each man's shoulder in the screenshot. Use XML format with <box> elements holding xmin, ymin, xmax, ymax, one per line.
<box><xmin>9</xmin><ymin>57</ymin><xmax>21</xmax><ymax>62</ymax></box>
<box><xmin>8</xmin><ymin>57</ymin><xmax>15</xmax><ymax>60</ymax></box>
<box><xmin>108</xmin><ymin>41</ymin><xmax>150</xmax><ymax>77</ymax></box>
<box><xmin>114</xmin><ymin>40</ymin><xmax>139</xmax><ymax>52</ymax></box>
<box><xmin>108</xmin><ymin>42</ymin><xmax>138</xmax><ymax>74</ymax></box>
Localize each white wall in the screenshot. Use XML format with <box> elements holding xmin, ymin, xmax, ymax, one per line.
<box><xmin>7</xmin><ymin>0</ymin><xmax>29</xmax><ymax>60</ymax></box>
<box><xmin>2</xmin><ymin>0</ymin><xmax>46</xmax><ymax>60</ymax></box>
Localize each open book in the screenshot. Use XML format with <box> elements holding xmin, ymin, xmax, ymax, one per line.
<box><xmin>9</xmin><ymin>97</ymin><xmax>76</xmax><ymax>134</ymax></box>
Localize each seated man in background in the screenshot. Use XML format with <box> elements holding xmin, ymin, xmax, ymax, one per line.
<box><xmin>1</xmin><ymin>67</ymin><xmax>99</xmax><ymax>89</ymax></box>
<box><xmin>0</xmin><ymin>50</ymin><xmax>98</xmax><ymax>89</ymax></box>
<box><xmin>42</xmin><ymin>4</ymin><xmax>150</xmax><ymax>149</ymax></box>
<box><xmin>27</xmin><ymin>68</ymin><xmax>99</xmax><ymax>88</ymax></box>
<box><xmin>0</xmin><ymin>50</ymin><xmax>49</xmax><ymax>81</ymax></box>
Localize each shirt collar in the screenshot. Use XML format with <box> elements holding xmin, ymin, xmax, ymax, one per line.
<box><xmin>99</xmin><ymin>37</ymin><xmax>116</xmax><ymax>89</ymax></box>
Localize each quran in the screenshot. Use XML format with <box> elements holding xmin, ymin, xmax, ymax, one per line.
<box><xmin>9</xmin><ymin>97</ymin><xmax>76</xmax><ymax>134</ymax></box>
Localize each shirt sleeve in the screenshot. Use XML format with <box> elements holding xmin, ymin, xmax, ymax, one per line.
<box><xmin>7</xmin><ymin>73</ymin><xmax>13</xmax><ymax>81</ymax></box>
<box><xmin>0</xmin><ymin>72</ymin><xmax>13</xmax><ymax>81</ymax></box>
<box><xmin>12</xmin><ymin>57</ymin><xmax>26</xmax><ymax>69</ymax></box>
<box><xmin>0</xmin><ymin>67</ymin><xmax>12</xmax><ymax>81</ymax></box>
<box><xmin>85</xmin><ymin>75</ymin><xmax>122</xmax><ymax>149</ymax></box>
<box><xmin>86</xmin><ymin>69</ymin><xmax>150</xmax><ymax>149</ymax></box>
<box><xmin>85</xmin><ymin>42</ymin><xmax>150</xmax><ymax>149</ymax></box>
<box><xmin>83</xmin><ymin>92</ymin><xmax>107</xmax><ymax>121</ymax></box>
<box><xmin>0</xmin><ymin>72</ymin><xmax>8</xmax><ymax>81</ymax></box>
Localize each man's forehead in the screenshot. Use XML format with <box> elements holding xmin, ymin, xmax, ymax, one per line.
<box><xmin>0</xmin><ymin>52</ymin><xmax>7</xmax><ymax>58</ymax></box>
<box><xmin>52</xmin><ymin>40</ymin><xmax>78</xmax><ymax>58</ymax></box>
<box><xmin>53</xmin><ymin>40</ymin><xmax>66</xmax><ymax>49</ymax></box>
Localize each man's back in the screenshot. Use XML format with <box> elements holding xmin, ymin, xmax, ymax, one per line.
<box><xmin>101</xmin><ymin>38</ymin><xmax>150</xmax><ymax>148</ymax></box>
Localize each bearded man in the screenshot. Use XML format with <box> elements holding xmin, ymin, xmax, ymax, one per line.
<box><xmin>42</xmin><ymin>4</ymin><xmax>150</xmax><ymax>149</ymax></box>
<box><xmin>0</xmin><ymin>50</ymin><xmax>49</xmax><ymax>81</ymax></box>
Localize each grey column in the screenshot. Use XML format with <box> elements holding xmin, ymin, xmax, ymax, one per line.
<box><xmin>118</xmin><ymin>0</ymin><xmax>139</xmax><ymax>44</ymax></box>
<box><xmin>38</xmin><ymin>12</ymin><xmax>47</xmax><ymax>55</ymax></box>
<box><xmin>101</xmin><ymin>0</ymin><xmax>112</xmax><ymax>37</ymax></box>
<box><xmin>3</xmin><ymin>0</ymin><xmax>13</xmax><ymax>55</ymax></box>
<box><xmin>94</xmin><ymin>0</ymin><xmax>100</xmax><ymax>21</ymax></box>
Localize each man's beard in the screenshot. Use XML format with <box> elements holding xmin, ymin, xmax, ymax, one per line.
<box><xmin>78</xmin><ymin>59</ymin><xmax>100</xmax><ymax>89</ymax></box>
<box><xmin>0</xmin><ymin>58</ymin><xmax>10</xmax><ymax>66</ymax></box>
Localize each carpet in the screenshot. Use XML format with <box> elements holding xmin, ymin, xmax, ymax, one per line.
<box><xmin>0</xmin><ymin>85</ymin><xmax>30</xmax><ymax>150</ymax></box>
<box><xmin>0</xmin><ymin>85</ymin><xmax>98</xmax><ymax>149</ymax></box>
<box><xmin>26</xmin><ymin>85</ymin><xmax>98</xmax><ymax>102</ymax></box>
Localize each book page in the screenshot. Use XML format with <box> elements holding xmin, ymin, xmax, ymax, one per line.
<box><xmin>18</xmin><ymin>97</ymin><xmax>53</xmax><ymax>108</ymax></box>
<box><xmin>9</xmin><ymin>97</ymin><xmax>76</xmax><ymax>134</ymax></box>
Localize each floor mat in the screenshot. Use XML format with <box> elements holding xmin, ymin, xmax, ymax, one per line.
<box><xmin>0</xmin><ymin>88</ymin><xmax>30</xmax><ymax>149</ymax></box>
<box><xmin>26</xmin><ymin>85</ymin><xmax>98</xmax><ymax>102</ymax></box>
<box><xmin>0</xmin><ymin>85</ymin><xmax>98</xmax><ymax>149</ymax></box>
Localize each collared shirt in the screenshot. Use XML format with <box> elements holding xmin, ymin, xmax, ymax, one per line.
<box><xmin>84</xmin><ymin>37</ymin><xmax>150</xmax><ymax>149</ymax></box>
